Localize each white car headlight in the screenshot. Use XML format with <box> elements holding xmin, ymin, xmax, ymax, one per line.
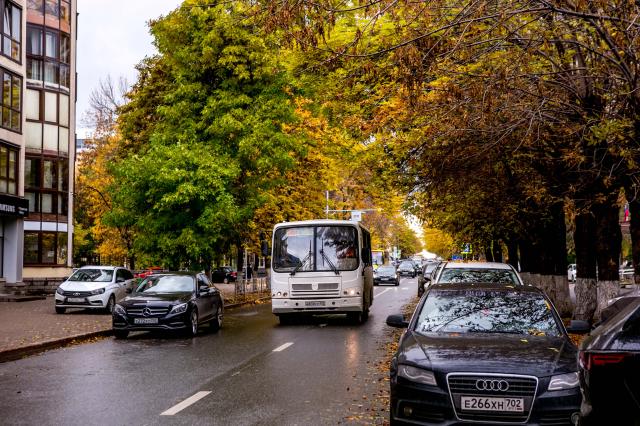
<box><xmin>91</xmin><ymin>288</ymin><xmax>106</xmax><ymax>295</ymax></box>
<box><xmin>114</xmin><ymin>304</ymin><xmax>126</xmax><ymax>315</ymax></box>
<box><xmin>170</xmin><ymin>303</ymin><xmax>188</xmax><ymax>314</ymax></box>
<box><xmin>398</xmin><ymin>364</ymin><xmax>437</xmax><ymax>386</ymax></box>
<box><xmin>548</xmin><ymin>372</ymin><xmax>579</xmax><ymax>391</ymax></box>
<box><xmin>56</xmin><ymin>287</ymin><xmax>64</xmax><ymax>295</ymax></box>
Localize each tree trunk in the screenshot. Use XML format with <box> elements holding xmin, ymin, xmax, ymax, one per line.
<box><xmin>492</xmin><ymin>240</ymin><xmax>503</xmax><ymax>263</ymax></box>
<box><xmin>628</xmin><ymin>196</ymin><xmax>640</xmax><ymax>285</ymax></box>
<box><xmin>573</xmin><ymin>210</ymin><xmax>598</xmax><ymax>321</ymax></box>
<box><xmin>593</xmin><ymin>199</ymin><xmax>622</xmax><ymax>321</ymax></box>
<box><xmin>506</xmin><ymin>239</ymin><xmax>519</xmax><ymax>270</ymax></box>
<box><xmin>236</xmin><ymin>239</ymin><xmax>244</xmax><ymax>277</ymax></box>
<box><xmin>484</xmin><ymin>247</ymin><xmax>494</xmax><ymax>262</ymax></box>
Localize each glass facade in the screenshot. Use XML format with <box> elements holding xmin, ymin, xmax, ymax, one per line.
<box><xmin>23</xmin><ymin>0</ymin><xmax>74</xmax><ymax>269</ymax></box>
<box><xmin>1</xmin><ymin>0</ymin><xmax>21</xmax><ymax>62</ymax></box>
<box><xmin>0</xmin><ymin>67</ymin><xmax>21</xmax><ymax>132</ymax></box>
<box><xmin>0</xmin><ymin>142</ymin><xmax>18</xmax><ymax>195</ymax></box>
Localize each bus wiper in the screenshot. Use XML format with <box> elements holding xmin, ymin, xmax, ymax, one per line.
<box><xmin>320</xmin><ymin>249</ymin><xmax>340</xmax><ymax>275</ymax></box>
<box><xmin>291</xmin><ymin>243</ymin><xmax>312</xmax><ymax>276</ymax></box>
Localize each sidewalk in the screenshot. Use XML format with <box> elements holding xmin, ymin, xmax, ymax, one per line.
<box><xmin>0</xmin><ymin>284</ymin><xmax>268</xmax><ymax>362</ymax></box>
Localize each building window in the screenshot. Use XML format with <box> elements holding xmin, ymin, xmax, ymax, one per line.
<box><xmin>23</xmin><ymin>230</ymin><xmax>67</xmax><ymax>265</ymax></box>
<box><xmin>0</xmin><ymin>142</ymin><xmax>18</xmax><ymax>195</ymax></box>
<box><xmin>24</xmin><ymin>89</ymin><xmax>70</xmax><ymax>153</ymax></box>
<box><xmin>26</xmin><ymin>25</ymin><xmax>70</xmax><ymax>89</ymax></box>
<box><xmin>1</xmin><ymin>1</ymin><xmax>21</xmax><ymax>62</ymax></box>
<box><xmin>0</xmin><ymin>68</ymin><xmax>20</xmax><ymax>133</ymax></box>
<box><xmin>25</xmin><ymin>156</ymin><xmax>68</xmax><ymax>218</ymax></box>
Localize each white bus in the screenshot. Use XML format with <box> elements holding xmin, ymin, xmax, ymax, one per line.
<box><xmin>270</xmin><ymin>219</ymin><xmax>374</xmax><ymax>324</ymax></box>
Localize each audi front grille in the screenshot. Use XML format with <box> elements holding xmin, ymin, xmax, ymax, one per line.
<box><xmin>446</xmin><ymin>373</ymin><xmax>538</xmax><ymax>424</ymax></box>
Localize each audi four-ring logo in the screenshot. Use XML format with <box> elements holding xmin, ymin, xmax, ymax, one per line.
<box><xmin>476</xmin><ymin>379</ymin><xmax>509</xmax><ymax>392</ymax></box>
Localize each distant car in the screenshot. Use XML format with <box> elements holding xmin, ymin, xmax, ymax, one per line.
<box><xmin>568</xmin><ymin>264</ymin><xmax>576</xmax><ymax>282</ymax></box>
<box><xmin>374</xmin><ymin>265</ymin><xmax>399</xmax><ymax>286</ymax></box>
<box><xmin>431</xmin><ymin>261</ymin><xmax>524</xmax><ymax>286</ymax></box>
<box><xmin>112</xmin><ymin>272</ymin><xmax>223</xmax><ymax>339</ymax></box>
<box><xmin>397</xmin><ymin>260</ymin><xmax>416</xmax><ymax>278</ymax></box>
<box><xmin>211</xmin><ymin>266</ymin><xmax>237</xmax><ymax>284</ymax></box>
<box><xmin>578</xmin><ymin>296</ymin><xmax>640</xmax><ymax>425</ymax></box>
<box><xmin>55</xmin><ymin>266</ymin><xmax>134</xmax><ymax>314</ymax></box>
<box><xmin>387</xmin><ymin>283</ymin><xmax>584</xmax><ymax>425</ymax></box>
<box><xmin>417</xmin><ymin>262</ymin><xmax>440</xmax><ymax>296</ymax></box>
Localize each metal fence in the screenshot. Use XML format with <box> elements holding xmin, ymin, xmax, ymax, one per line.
<box><xmin>234</xmin><ymin>277</ymin><xmax>270</xmax><ymax>297</ymax></box>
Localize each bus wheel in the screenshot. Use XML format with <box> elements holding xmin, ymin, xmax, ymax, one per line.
<box><xmin>347</xmin><ymin>311</ymin><xmax>364</xmax><ymax>324</ymax></box>
<box><xmin>278</xmin><ymin>314</ymin><xmax>293</xmax><ymax>325</ymax></box>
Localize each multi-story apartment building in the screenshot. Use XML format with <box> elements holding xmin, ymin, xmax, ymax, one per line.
<box><xmin>22</xmin><ymin>0</ymin><xmax>75</xmax><ymax>282</ymax></box>
<box><xmin>0</xmin><ymin>0</ymin><xmax>75</xmax><ymax>292</ymax></box>
<box><xmin>0</xmin><ymin>0</ymin><xmax>29</xmax><ymax>289</ymax></box>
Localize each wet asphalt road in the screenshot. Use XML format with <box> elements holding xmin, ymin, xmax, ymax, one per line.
<box><xmin>0</xmin><ymin>278</ymin><xmax>418</xmax><ymax>425</ymax></box>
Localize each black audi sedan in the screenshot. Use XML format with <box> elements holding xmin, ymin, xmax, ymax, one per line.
<box><xmin>578</xmin><ymin>296</ymin><xmax>640</xmax><ymax>425</ymax></box>
<box><xmin>387</xmin><ymin>283</ymin><xmax>584</xmax><ymax>425</ymax></box>
<box><xmin>374</xmin><ymin>265</ymin><xmax>400</xmax><ymax>286</ymax></box>
<box><xmin>112</xmin><ymin>272</ymin><xmax>223</xmax><ymax>339</ymax></box>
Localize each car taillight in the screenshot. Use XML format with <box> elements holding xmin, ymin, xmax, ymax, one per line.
<box><xmin>579</xmin><ymin>351</ymin><xmax>629</xmax><ymax>370</ymax></box>
<box><xmin>231</xmin><ymin>272</ymin><xmax>237</xmax><ymax>277</ymax></box>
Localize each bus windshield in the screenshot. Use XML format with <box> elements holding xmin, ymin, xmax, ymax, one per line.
<box><xmin>272</xmin><ymin>226</ymin><xmax>359</xmax><ymax>273</ymax></box>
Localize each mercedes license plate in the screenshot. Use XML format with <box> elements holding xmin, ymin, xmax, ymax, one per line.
<box><xmin>134</xmin><ymin>318</ymin><xmax>159</xmax><ymax>324</ymax></box>
<box><xmin>305</xmin><ymin>301</ymin><xmax>325</xmax><ymax>307</ymax></box>
<box><xmin>460</xmin><ymin>396</ymin><xmax>523</xmax><ymax>412</ymax></box>
<box><xmin>67</xmin><ymin>297</ymin><xmax>85</xmax><ymax>303</ymax></box>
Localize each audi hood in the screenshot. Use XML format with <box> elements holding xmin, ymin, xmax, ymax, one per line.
<box><xmin>397</xmin><ymin>331</ymin><xmax>578</xmax><ymax>378</ymax></box>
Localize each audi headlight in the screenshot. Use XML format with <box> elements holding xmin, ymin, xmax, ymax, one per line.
<box><xmin>91</xmin><ymin>288</ymin><xmax>105</xmax><ymax>295</ymax></box>
<box><xmin>170</xmin><ymin>303</ymin><xmax>188</xmax><ymax>314</ymax></box>
<box><xmin>398</xmin><ymin>364</ymin><xmax>437</xmax><ymax>386</ymax></box>
<box><xmin>56</xmin><ymin>287</ymin><xmax>64</xmax><ymax>295</ymax></box>
<box><xmin>114</xmin><ymin>304</ymin><xmax>126</xmax><ymax>315</ymax></box>
<box><xmin>548</xmin><ymin>372</ymin><xmax>579</xmax><ymax>391</ymax></box>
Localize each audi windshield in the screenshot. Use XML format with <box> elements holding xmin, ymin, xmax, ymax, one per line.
<box><xmin>437</xmin><ymin>268</ymin><xmax>520</xmax><ymax>284</ymax></box>
<box><xmin>272</xmin><ymin>226</ymin><xmax>359</xmax><ymax>272</ymax></box>
<box><xmin>415</xmin><ymin>289</ymin><xmax>561</xmax><ymax>337</ymax></box>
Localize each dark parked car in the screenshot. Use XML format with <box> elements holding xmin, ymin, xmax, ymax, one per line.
<box><xmin>211</xmin><ymin>266</ymin><xmax>237</xmax><ymax>283</ymax></box>
<box><xmin>374</xmin><ymin>265</ymin><xmax>399</xmax><ymax>286</ymax></box>
<box><xmin>387</xmin><ymin>283</ymin><xmax>584</xmax><ymax>425</ymax></box>
<box><xmin>112</xmin><ymin>272</ymin><xmax>223</xmax><ymax>339</ymax></box>
<box><xmin>398</xmin><ymin>260</ymin><xmax>416</xmax><ymax>278</ymax></box>
<box><xmin>417</xmin><ymin>262</ymin><xmax>440</xmax><ymax>297</ymax></box>
<box><xmin>578</xmin><ymin>296</ymin><xmax>640</xmax><ymax>425</ymax></box>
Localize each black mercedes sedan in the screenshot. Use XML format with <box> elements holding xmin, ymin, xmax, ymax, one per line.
<box><xmin>112</xmin><ymin>272</ymin><xmax>223</xmax><ymax>339</ymax></box>
<box><xmin>387</xmin><ymin>283</ymin><xmax>583</xmax><ymax>425</ymax></box>
<box><xmin>578</xmin><ymin>295</ymin><xmax>640</xmax><ymax>425</ymax></box>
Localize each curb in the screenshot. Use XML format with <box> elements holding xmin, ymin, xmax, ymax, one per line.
<box><xmin>0</xmin><ymin>329</ymin><xmax>113</xmax><ymax>363</ymax></box>
<box><xmin>0</xmin><ymin>295</ymin><xmax>47</xmax><ymax>302</ymax></box>
<box><xmin>0</xmin><ymin>296</ymin><xmax>272</xmax><ymax>363</ymax></box>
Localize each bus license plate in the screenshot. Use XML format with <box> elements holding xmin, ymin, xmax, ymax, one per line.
<box><xmin>134</xmin><ymin>318</ymin><xmax>159</xmax><ymax>324</ymax></box>
<box><xmin>460</xmin><ymin>396</ymin><xmax>523</xmax><ymax>412</ymax></box>
<box><xmin>306</xmin><ymin>301</ymin><xmax>325</xmax><ymax>307</ymax></box>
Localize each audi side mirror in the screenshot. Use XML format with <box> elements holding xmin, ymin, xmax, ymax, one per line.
<box><xmin>386</xmin><ymin>314</ymin><xmax>409</xmax><ymax>328</ymax></box>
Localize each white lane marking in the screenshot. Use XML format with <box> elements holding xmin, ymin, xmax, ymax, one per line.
<box><xmin>375</xmin><ymin>288</ymin><xmax>393</xmax><ymax>298</ymax></box>
<box><xmin>401</xmin><ymin>287</ymin><xmax>409</xmax><ymax>290</ymax></box>
<box><xmin>273</xmin><ymin>342</ymin><xmax>294</xmax><ymax>352</ymax></box>
<box><xmin>161</xmin><ymin>391</ymin><xmax>211</xmax><ymax>416</ymax></box>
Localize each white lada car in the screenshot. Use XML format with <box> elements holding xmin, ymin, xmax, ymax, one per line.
<box><xmin>54</xmin><ymin>266</ymin><xmax>134</xmax><ymax>314</ymax></box>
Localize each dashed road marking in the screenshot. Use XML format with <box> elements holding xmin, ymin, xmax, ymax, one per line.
<box><xmin>401</xmin><ymin>287</ymin><xmax>409</xmax><ymax>290</ymax></box>
<box><xmin>161</xmin><ymin>391</ymin><xmax>211</xmax><ymax>416</ymax></box>
<box><xmin>375</xmin><ymin>288</ymin><xmax>393</xmax><ymax>297</ymax></box>
<box><xmin>273</xmin><ymin>342</ymin><xmax>294</xmax><ymax>352</ymax></box>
